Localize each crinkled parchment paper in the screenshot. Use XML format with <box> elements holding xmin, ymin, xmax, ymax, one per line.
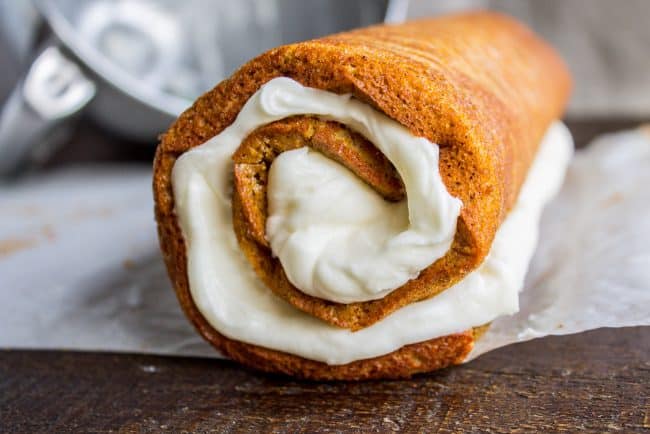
<box><xmin>1</xmin><ymin>127</ymin><xmax>649</xmax><ymax>361</ymax></box>
<box><xmin>471</xmin><ymin>126</ymin><xmax>650</xmax><ymax>358</ymax></box>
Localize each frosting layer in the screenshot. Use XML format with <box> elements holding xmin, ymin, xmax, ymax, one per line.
<box><xmin>172</xmin><ymin>78</ymin><xmax>572</xmax><ymax>365</ymax></box>
<box><xmin>265</xmin><ymin>81</ymin><xmax>462</xmax><ymax>302</ymax></box>
<box><xmin>229</xmin><ymin>76</ymin><xmax>461</xmax><ymax>303</ymax></box>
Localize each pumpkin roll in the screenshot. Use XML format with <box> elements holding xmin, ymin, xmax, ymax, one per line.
<box><xmin>154</xmin><ymin>11</ymin><xmax>572</xmax><ymax>380</ymax></box>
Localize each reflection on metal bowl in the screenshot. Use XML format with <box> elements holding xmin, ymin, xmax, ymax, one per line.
<box><xmin>0</xmin><ymin>0</ymin><xmax>407</xmax><ymax>175</ymax></box>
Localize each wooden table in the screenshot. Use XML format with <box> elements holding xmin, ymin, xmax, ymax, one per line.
<box><xmin>1</xmin><ymin>119</ymin><xmax>649</xmax><ymax>432</ymax></box>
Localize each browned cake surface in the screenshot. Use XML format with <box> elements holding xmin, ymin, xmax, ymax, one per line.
<box><xmin>154</xmin><ymin>12</ymin><xmax>570</xmax><ymax>379</ymax></box>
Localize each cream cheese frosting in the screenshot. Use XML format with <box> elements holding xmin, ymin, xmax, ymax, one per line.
<box><xmin>172</xmin><ymin>77</ymin><xmax>573</xmax><ymax>365</ymax></box>
<box><xmin>267</xmin><ymin>133</ymin><xmax>461</xmax><ymax>302</ymax></box>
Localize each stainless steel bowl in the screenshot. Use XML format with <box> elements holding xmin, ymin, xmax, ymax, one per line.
<box><xmin>0</xmin><ymin>0</ymin><xmax>408</xmax><ymax>175</ymax></box>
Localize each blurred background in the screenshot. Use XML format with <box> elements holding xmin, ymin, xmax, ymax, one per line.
<box><xmin>0</xmin><ymin>0</ymin><xmax>649</xmax><ymax>174</ymax></box>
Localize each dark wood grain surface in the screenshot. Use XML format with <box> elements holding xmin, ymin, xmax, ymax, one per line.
<box><xmin>0</xmin><ymin>120</ymin><xmax>649</xmax><ymax>433</ymax></box>
<box><xmin>1</xmin><ymin>327</ymin><xmax>649</xmax><ymax>432</ymax></box>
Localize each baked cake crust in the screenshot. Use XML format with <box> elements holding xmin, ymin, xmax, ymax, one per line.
<box><xmin>153</xmin><ymin>12</ymin><xmax>570</xmax><ymax>379</ymax></box>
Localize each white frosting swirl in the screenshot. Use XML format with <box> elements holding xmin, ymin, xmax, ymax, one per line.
<box><xmin>264</xmin><ymin>81</ymin><xmax>461</xmax><ymax>302</ymax></box>
<box><xmin>172</xmin><ymin>77</ymin><xmax>573</xmax><ymax>365</ymax></box>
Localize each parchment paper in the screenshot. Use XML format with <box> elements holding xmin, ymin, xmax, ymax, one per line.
<box><xmin>471</xmin><ymin>126</ymin><xmax>650</xmax><ymax>358</ymax></box>
<box><xmin>1</xmin><ymin>127</ymin><xmax>649</xmax><ymax>361</ymax></box>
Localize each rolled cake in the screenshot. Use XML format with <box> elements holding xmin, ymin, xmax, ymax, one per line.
<box><xmin>154</xmin><ymin>11</ymin><xmax>572</xmax><ymax>380</ymax></box>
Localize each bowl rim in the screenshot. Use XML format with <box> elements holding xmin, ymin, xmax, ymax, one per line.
<box><xmin>35</xmin><ymin>0</ymin><xmax>191</xmax><ymax>118</ymax></box>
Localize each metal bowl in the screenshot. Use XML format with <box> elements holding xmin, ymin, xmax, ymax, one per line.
<box><xmin>0</xmin><ymin>0</ymin><xmax>408</xmax><ymax>175</ymax></box>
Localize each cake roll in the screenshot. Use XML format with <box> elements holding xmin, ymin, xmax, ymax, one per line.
<box><xmin>154</xmin><ymin>11</ymin><xmax>573</xmax><ymax>380</ymax></box>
